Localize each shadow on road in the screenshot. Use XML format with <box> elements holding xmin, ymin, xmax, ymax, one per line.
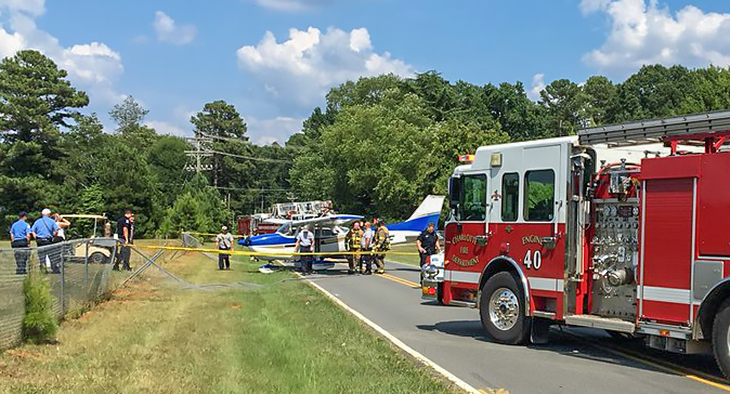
<box><xmin>417</xmin><ymin>319</ymin><xmax>723</xmax><ymax>380</ymax></box>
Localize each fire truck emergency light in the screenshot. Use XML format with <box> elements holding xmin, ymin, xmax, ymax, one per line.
<box><xmin>458</xmin><ymin>154</ymin><xmax>475</xmax><ymax>163</ymax></box>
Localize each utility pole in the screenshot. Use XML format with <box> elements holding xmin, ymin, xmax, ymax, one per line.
<box><xmin>184</xmin><ymin>133</ymin><xmax>213</xmax><ymax>174</ymax></box>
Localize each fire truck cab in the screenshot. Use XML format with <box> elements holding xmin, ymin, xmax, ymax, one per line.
<box><xmin>423</xmin><ymin>111</ymin><xmax>730</xmax><ymax>376</ymax></box>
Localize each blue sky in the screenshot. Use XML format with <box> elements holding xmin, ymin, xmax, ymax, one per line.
<box><xmin>2</xmin><ymin>0</ymin><xmax>729</xmax><ymax>144</ymax></box>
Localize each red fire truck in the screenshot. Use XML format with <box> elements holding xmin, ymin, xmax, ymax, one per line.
<box><xmin>421</xmin><ymin>111</ymin><xmax>730</xmax><ymax>376</ymax></box>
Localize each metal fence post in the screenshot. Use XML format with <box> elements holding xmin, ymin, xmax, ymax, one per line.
<box><xmin>84</xmin><ymin>239</ymin><xmax>89</xmax><ymax>293</ymax></box>
<box><xmin>60</xmin><ymin>242</ymin><xmax>65</xmax><ymax>315</ymax></box>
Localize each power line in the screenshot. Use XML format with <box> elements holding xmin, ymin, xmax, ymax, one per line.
<box><xmin>209</xmin><ymin>150</ymin><xmax>291</xmax><ymax>163</ymax></box>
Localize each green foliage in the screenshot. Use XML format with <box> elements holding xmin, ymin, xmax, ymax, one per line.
<box><xmin>109</xmin><ymin>96</ymin><xmax>149</xmax><ymax>132</ymax></box>
<box><xmin>290</xmin><ymin>75</ymin><xmax>508</xmax><ymax>219</ymax></box>
<box><xmin>191</xmin><ymin>100</ymin><xmax>248</xmax><ymax>139</ymax></box>
<box><xmin>160</xmin><ymin>174</ymin><xmax>232</xmax><ymax>237</ymax></box>
<box><xmin>22</xmin><ymin>269</ymin><xmax>58</xmax><ymax>344</ymax></box>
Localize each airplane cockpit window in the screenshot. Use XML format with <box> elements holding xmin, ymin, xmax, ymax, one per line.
<box><xmin>277</xmin><ymin>223</ymin><xmax>292</xmax><ymax>235</ymax></box>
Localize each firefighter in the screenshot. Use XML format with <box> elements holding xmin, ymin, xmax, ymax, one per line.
<box><xmin>360</xmin><ymin>222</ymin><xmax>375</xmax><ymax>275</ymax></box>
<box><xmin>373</xmin><ymin>219</ymin><xmax>390</xmax><ymax>274</ymax></box>
<box><xmin>345</xmin><ymin>222</ymin><xmax>363</xmax><ymax>275</ymax></box>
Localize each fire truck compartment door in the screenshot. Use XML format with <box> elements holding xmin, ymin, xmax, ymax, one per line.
<box><xmin>640</xmin><ymin>177</ymin><xmax>694</xmax><ymax>324</ymax></box>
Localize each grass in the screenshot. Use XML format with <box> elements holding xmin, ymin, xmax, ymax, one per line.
<box><xmin>0</xmin><ymin>250</ymin><xmax>458</xmax><ymax>394</ymax></box>
<box><xmin>387</xmin><ymin>241</ymin><xmax>421</xmax><ymax>266</ymax></box>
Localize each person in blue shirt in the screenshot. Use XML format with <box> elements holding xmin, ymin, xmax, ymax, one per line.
<box><xmin>31</xmin><ymin>208</ymin><xmax>60</xmax><ymax>273</ymax></box>
<box><xmin>10</xmin><ymin>211</ymin><xmax>31</xmax><ymax>275</ymax></box>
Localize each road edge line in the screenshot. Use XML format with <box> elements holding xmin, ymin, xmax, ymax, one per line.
<box><xmin>304</xmin><ymin>278</ymin><xmax>481</xmax><ymax>394</ymax></box>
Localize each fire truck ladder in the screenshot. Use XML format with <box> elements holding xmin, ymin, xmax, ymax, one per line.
<box><xmin>579</xmin><ymin>110</ymin><xmax>730</xmax><ymax>153</ymax></box>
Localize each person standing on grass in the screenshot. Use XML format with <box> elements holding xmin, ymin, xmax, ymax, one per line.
<box><xmin>10</xmin><ymin>211</ymin><xmax>31</xmax><ymax>275</ymax></box>
<box><xmin>216</xmin><ymin>226</ymin><xmax>235</xmax><ymax>270</ymax></box>
<box><xmin>114</xmin><ymin>209</ymin><xmax>133</xmax><ymax>271</ymax></box>
<box><xmin>31</xmin><ymin>208</ymin><xmax>60</xmax><ymax>273</ymax></box>
<box><xmin>295</xmin><ymin>225</ymin><xmax>315</xmax><ymax>275</ymax></box>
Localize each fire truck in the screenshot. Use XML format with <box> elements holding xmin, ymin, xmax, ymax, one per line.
<box><xmin>421</xmin><ymin>111</ymin><xmax>730</xmax><ymax>376</ymax></box>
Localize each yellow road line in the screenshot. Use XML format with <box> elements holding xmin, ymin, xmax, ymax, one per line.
<box><xmin>562</xmin><ymin>331</ymin><xmax>730</xmax><ymax>391</ymax></box>
<box><xmin>380</xmin><ymin>273</ymin><xmax>420</xmax><ymax>288</ymax></box>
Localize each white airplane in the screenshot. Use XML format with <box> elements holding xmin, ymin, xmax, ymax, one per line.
<box><xmin>239</xmin><ymin>195</ymin><xmax>445</xmax><ymax>270</ymax></box>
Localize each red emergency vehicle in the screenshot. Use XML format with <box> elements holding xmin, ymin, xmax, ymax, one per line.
<box><xmin>421</xmin><ymin>111</ymin><xmax>730</xmax><ymax>376</ymax></box>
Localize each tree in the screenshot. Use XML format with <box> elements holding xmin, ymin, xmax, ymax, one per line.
<box><xmin>109</xmin><ymin>96</ymin><xmax>149</xmax><ymax>133</ymax></box>
<box><xmin>582</xmin><ymin>76</ymin><xmax>618</xmax><ymax>126</ymax></box>
<box><xmin>189</xmin><ymin>100</ymin><xmax>254</xmax><ymax>194</ymax></box>
<box><xmin>540</xmin><ymin>79</ymin><xmax>589</xmax><ymax>135</ymax></box>
<box><xmin>147</xmin><ymin>135</ymin><xmax>190</xmax><ymax>206</ymax></box>
<box><xmin>109</xmin><ymin>96</ymin><xmax>157</xmax><ymax>151</ymax></box>
<box><xmin>0</xmin><ymin>50</ymin><xmax>89</xmax><ymax>176</ymax></box>
<box><xmin>483</xmin><ymin>82</ymin><xmax>550</xmax><ymax>141</ymax></box>
<box><xmin>160</xmin><ymin>174</ymin><xmax>231</xmax><ymax>237</ymax></box>
<box><xmin>190</xmin><ymin>100</ymin><xmax>248</xmax><ymax>140</ymax></box>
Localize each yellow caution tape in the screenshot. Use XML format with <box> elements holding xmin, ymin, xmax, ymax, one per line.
<box><xmin>182</xmin><ymin>231</ymin><xmax>246</xmax><ymax>238</ymax></box>
<box><xmin>136</xmin><ymin>244</ymin><xmax>420</xmax><ymax>257</ymax></box>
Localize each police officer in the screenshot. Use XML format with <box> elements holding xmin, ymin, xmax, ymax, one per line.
<box><xmin>345</xmin><ymin>222</ymin><xmax>363</xmax><ymax>275</ymax></box>
<box><xmin>31</xmin><ymin>208</ymin><xmax>60</xmax><ymax>273</ymax></box>
<box><xmin>295</xmin><ymin>225</ymin><xmax>315</xmax><ymax>275</ymax></box>
<box><xmin>373</xmin><ymin>220</ymin><xmax>390</xmax><ymax>274</ymax></box>
<box><xmin>114</xmin><ymin>209</ymin><xmax>133</xmax><ymax>271</ymax></box>
<box><xmin>10</xmin><ymin>211</ymin><xmax>31</xmax><ymax>275</ymax></box>
<box><xmin>416</xmin><ymin>222</ymin><xmax>440</xmax><ymax>268</ymax></box>
<box><xmin>360</xmin><ymin>222</ymin><xmax>375</xmax><ymax>275</ymax></box>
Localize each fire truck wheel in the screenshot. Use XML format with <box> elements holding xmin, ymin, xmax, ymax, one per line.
<box><xmin>479</xmin><ymin>271</ymin><xmax>529</xmax><ymax>345</ymax></box>
<box><xmin>712</xmin><ymin>299</ymin><xmax>730</xmax><ymax>377</ymax></box>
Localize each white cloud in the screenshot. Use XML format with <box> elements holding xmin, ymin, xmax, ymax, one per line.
<box><xmin>579</xmin><ymin>0</ymin><xmax>612</xmax><ymax>14</ymax></box>
<box><xmin>0</xmin><ymin>0</ymin><xmax>44</xmax><ymax>16</ymax></box>
<box><xmin>246</xmin><ymin>116</ymin><xmax>303</xmax><ymax>145</ymax></box>
<box><xmin>254</xmin><ymin>0</ymin><xmax>334</xmax><ymax>12</ymax></box>
<box><xmin>237</xmin><ymin>26</ymin><xmax>414</xmax><ymax>109</ymax></box>
<box><xmin>527</xmin><ymin>73</ymin><xmax>545</xmax><ymax>101</ymax></box>
<box><xmin>146</xmin><ymin>120</ymin><xmax>188</xmax><ymax>136</ymax></box>
<box><xmin>0</xmin><ymin>2</ymin><xmax>124</xmax><ymax>104</ymax></box>
<box><xmin>582</xmin><ymin>0</ymin><xmax>730</xmax><ymax>77</ymax></box>
<box><xmin>349</xmin><ymin>27</ymin><xmax>371</xmax><ymax>52</ymax></box>
<box><xmin>153</xmin><ymin>11</ymin><xmax>196</xmax><ymax>46</ymax></box>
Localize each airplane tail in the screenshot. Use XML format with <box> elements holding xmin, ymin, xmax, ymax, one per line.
<box><xmin>387</xmin><ymin>195</ymin><xmax>445</xmax><ymax>233</ymax></box>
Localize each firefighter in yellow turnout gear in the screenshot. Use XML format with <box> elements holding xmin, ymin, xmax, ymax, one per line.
<box><xmin>373</xmin><ymin>220</ymin><xmax>390</xmax><ymax>274</ymax></box>
<box><xmin>345</xmin><ymin>222</ymin><xmax>363</xmax><ymax>275</ymax></box>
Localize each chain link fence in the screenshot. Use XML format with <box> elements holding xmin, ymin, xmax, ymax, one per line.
<box><xmin>0</xmin><ymin>238</ymin><xmax>179</xmax><ymax>351</ymax></box>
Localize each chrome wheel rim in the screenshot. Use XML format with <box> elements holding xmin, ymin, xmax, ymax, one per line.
<box><xmin>488</xmin><ymin>287</ymin><xmax>519</xmax><ymax>331</ymax></box>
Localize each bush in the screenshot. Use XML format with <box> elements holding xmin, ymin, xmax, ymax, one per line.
<box><xmin>22</xmin><ymin>269</ymin><xmax>58</xmax><ymax>344</ymax></box>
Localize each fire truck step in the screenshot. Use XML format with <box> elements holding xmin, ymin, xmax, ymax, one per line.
<box><xmin>564</xmin><ymin>315</ymin><xmax>636</xmax><ymax>334</ymax></box>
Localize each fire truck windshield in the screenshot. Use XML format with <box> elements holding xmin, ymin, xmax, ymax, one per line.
<box><xmin>459</xmin><ymin>174</ymin><xmax>487</xmax><ymax>221</ymax></box>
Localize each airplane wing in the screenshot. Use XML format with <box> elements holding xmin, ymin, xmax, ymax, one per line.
<box><xmin>291</xmin><ymin>214</ymin><xmax>363</xmax><ymax>227</ymax></box>
<box><xmin>263</xmin><ymin>218</ymin><xmax>289</xmax><ymax>225</ymax></box>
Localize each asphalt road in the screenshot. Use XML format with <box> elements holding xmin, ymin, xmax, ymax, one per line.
<box><xmin>308</xmin><ymin>260</ymin><xmax>729</xmax><ymax>394</ymax></box>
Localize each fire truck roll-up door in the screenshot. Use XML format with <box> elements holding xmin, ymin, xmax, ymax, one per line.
<box><xmin>639</xmin><ymin>153</ymin><xmax>730</xmax><ymax>329</ymax></box>
<box><xmin>639</xmin><ymin>155</ymin><xmax>700</xmax><ymax>327</ymax></box>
